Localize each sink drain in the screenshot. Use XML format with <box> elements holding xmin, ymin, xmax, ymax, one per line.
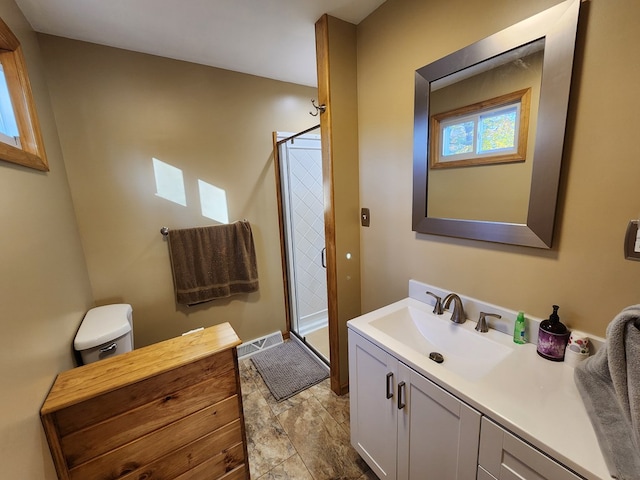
<box><xmin>429</xmin><ymin>351</ymin><xmax>444</xmax><ymax>363</ymax></box>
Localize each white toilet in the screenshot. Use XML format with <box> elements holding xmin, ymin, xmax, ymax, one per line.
<box><xmin>74</xmin><ymin>304</ymin><xmax>134</xmax><ymax>365</ymax></box>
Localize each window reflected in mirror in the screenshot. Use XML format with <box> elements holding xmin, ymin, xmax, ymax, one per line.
<box><xmin>431</xmin><ymin>88</ymin><xmax>531</xmax><ymax>169</ymax></box>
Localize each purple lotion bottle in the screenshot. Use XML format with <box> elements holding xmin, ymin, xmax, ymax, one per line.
<box><xmin>536</xmin><ymin>305</ymin><xmax>570</xmax><ymax>361</ymax></box>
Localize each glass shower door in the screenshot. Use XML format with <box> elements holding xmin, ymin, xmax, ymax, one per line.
<box><xmin>277</xmin><ymin>131</ymin><xmax>329</xmax><ymax>363</ymax></box>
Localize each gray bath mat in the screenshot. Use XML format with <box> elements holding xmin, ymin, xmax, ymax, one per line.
<box><xmin>251</xmin><ymin>340</ymin><xmax>328</xmax><ymax>401</ymax></box>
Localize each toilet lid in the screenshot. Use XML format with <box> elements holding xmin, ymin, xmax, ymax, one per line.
<box><xmin>74</xmin><ymin>304</ymin><xmax>132</xmax><ymax>350</ymax></box>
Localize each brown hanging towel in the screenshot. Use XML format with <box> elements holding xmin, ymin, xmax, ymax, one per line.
<box><xmin>167</xmin><ymin>220</ymin><xmax>259</xmax><ymax>306</ymax></box>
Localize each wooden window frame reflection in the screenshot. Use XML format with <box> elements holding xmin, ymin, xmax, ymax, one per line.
<box><xmin>430</xmin><ymin>88</ymin><xmax>530</xmax><ymax>170</ymax></box>
<box><xmin>0</xmin><ymin>17</ymin><xmax>48</xmax><ymax>171</ymax></box>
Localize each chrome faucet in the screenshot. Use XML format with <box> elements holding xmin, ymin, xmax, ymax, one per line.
<box><xmin>476</xmin><ymin>312</ymin><xmax>501</xmax><ymax>333</ymax></box>
<box><xmin>443</xmin><ymin>293</ymin><xmax>466</xmax><ymax>324</ymax></box>
<box><xmin>425</xmin><ymin>291</ymin><xmax>443</xmax><ymax>315</ymax></box>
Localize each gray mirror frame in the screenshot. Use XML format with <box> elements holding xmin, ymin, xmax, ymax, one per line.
<box><xmin>412</xmin><ymin>0</ymin><xmax>581</xmax><ymax>248</ymax></box>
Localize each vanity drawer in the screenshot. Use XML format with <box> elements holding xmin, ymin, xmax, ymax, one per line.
<box><xmin>477</xmin><ymin>465</ymin><xmax>498</xmax><ymax>480</ymax></box>
<box><xmin>479</xmin><ymin>417</ymin><xmax>583</xmax><ymax>480</ymax></box>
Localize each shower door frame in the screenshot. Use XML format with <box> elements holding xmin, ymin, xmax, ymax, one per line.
<box><xmin>273</xmin><ymin>127</ymin><xmax>330</xmax><ymax>365</ymax></box>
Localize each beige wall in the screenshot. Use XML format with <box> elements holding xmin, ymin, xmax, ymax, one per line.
<box><xmin>0</xmin><ymin>1</ymin><xmax>94</xmax><ymax>478</ymax></box>
<box><xmin>38</xmin><ymin>35</ymin><xmax>318</xmax><ymax>348</ymax></box>
<box><xmin>4</xmin><ymin>0</ymin><xmax>638</xmax><ymax>474</ymax></box>
<box><xmin>358</xmin><ymin>0</ymin><xmax>640</xmax><ymax>336</ymax></box>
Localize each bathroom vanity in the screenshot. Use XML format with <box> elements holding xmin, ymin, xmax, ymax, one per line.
<box><xmin>347</xmin><ymin>281</ymin><xmax>609</xmax><ymax>480</ymax></box>
<box><xmin>41</xmin><ymin>322</ymin><xmax>249</xmax><ymax>480</ymax></box>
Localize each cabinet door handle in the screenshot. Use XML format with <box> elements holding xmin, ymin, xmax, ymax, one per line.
<box><xmin>386</xmin><ymin>372</ymin><xmax>394</xmax><ymax>399</ymax></box>
<box><xmin>397</xmin><ymin>381</ymin><xmax>406</xmax><ymax>409</ymax></box>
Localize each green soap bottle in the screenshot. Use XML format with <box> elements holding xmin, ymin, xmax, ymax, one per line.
<box><xmin>513</xmin><ymin>311</ymin><xmax>526</xmax><ymax>344</ymax></box>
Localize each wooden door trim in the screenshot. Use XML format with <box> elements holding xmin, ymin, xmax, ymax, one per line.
<box><xmin>271</xmin><ymin>132</ymin><xmax>293</xmax><ymax>337</ymax></box>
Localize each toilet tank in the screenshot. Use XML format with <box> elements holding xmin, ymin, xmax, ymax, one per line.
<box><xmin>74</xmin><ymin>304</ymin><xmax>133</xmax><ymax>365</ymax></box>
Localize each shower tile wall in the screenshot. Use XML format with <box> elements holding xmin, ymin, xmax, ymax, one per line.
<box><xmin>288</xmin><ymin>143</ymin><xmax>327</xmax><ymax>334</ymax></box>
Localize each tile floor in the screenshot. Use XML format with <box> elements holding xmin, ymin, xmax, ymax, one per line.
<box><xmin>239</xmin><ymin>357</ymin><xmax>379</xmax><ymax>480</ymax></box>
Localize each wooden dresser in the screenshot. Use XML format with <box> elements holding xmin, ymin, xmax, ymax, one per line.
<box><xmin>41</xmin><ymin>323</ymin><xmax>249</xmax><ymax>480</ymax></box>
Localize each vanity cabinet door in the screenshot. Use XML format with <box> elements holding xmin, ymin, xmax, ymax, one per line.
<box><xmin>348</xmin><ymin>330</ymin><xmax>399</xmax><ymax>480</ymax></box>
<box><xmin>397</xmin><ymin>362</ymin><xmax>481</xmax><ymax>480</ymax></box>
<box><xmin>479</xmin><ymin>417</ymin><xmax>582</xmax><ymax>480</ymax></box>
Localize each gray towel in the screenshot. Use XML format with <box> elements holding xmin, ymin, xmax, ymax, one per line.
<box><xmin>574</xmin><ymin>305</ymin><xmax>640</xmax><ymax>480</ymax></box>
<box><xmin>167</xmin><ymin>221</ymin><xmax>259</xmax><ymax>306</ymax></box>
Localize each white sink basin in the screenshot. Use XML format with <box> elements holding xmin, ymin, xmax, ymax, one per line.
<box><xmin>368</xmin><ymin>303</ymin><xmax>514</xmax><ymax>381</ymax></box>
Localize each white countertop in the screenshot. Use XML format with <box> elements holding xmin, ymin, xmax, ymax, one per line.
<box><xmin>347</xmin><ymin>284</ymin><xmax>610</xmax><ymax>480</ymax></box>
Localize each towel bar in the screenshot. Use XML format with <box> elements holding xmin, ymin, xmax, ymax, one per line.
<box><xmin>160</xmin><ymin>221</ymin><xmax>249</xmax><ymax>237</ymax></box>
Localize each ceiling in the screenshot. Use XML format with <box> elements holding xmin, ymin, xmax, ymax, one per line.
<box><xmin>14</xmin><ymin>0</ymin><xmax>385</xmax><ymax>87</ymax></box>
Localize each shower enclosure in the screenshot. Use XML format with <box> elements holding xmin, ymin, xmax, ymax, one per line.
<box><xmin>275</xmin><ymin>129</ymin><xmax>329</xmax><ymax>363</ymax></box>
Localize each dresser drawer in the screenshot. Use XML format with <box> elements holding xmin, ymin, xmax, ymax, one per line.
<box><xmin>218</xmin><ymin>466</ymin><xmax>248</xmax><ymax>480</ymax></box>
<box><xmin>172</xmin><ymin>447</ymin><xmax>247</xmax><ymax>480</ymax></box>
<box><xmin>60</xmin><ymin>369</ymin><xmax>237</xmax><ymax>467</ymax></box>
<box><xmin>118</xmin><ymin>421</ymin><xmax>245</xmax><ymax>479</ymax></box>
<box><xmin>68</xmin><ymin>398</ymin><xmax>241</xmax><ymax>479</ymax></box>
<box><xmin>53</xmin><ymin>348</ymin><xmax>235</xmax><ymax>437</ymax></box>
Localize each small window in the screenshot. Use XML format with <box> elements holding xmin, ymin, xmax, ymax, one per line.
<box><xmin>0</xmin><ymin>17</ymin><xmax>48</xmax><ymax>171</ymax></box>
<box><xmin>0</xmin><ymin>64</ymin><xmax>19</xmax><ymax>147</ymax></box>
<box><xmin>430</xmin><ymin>89</ymin><xmax>530</xmax><ymax>169</ymax></box>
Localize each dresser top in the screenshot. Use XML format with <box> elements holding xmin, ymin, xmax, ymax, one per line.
<box><xmin>41</xmin><ymin>322</ymin><xmax>241</xmax><ymax>414</ymax></box>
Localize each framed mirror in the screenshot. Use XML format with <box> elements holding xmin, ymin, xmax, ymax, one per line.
<box><xmin>412</xmin><ymin>0</ymin><xmax>581</xmax><ymax>248</ymax></box>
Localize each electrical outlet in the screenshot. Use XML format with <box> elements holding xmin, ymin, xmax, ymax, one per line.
<box><xmin>624</xmin><ymin>220</ymin><xmax>640</xmax><ymax>261</ymax></box>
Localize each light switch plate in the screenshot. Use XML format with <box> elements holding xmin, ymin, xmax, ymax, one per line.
<box><xmin>624</xmin><ymin>220</ymin><xmax>640</xmax><ymax>261</ymax></box>
<box><xmin>361</xmin><ymin>208</ymin><xmax>370</xmax><ymax>227</ymax></box>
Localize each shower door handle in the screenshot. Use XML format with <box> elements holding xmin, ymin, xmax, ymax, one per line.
<box><xmin>321</xmin><ymin>247</ymin><xmax>326</xmax><ymax>268</ymax></box>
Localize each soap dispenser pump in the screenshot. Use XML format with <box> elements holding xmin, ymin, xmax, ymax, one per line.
<box><xmin>536</xmin><ymin>305</ymin><xmax>570</xmax><ymax>361</ymax></box>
